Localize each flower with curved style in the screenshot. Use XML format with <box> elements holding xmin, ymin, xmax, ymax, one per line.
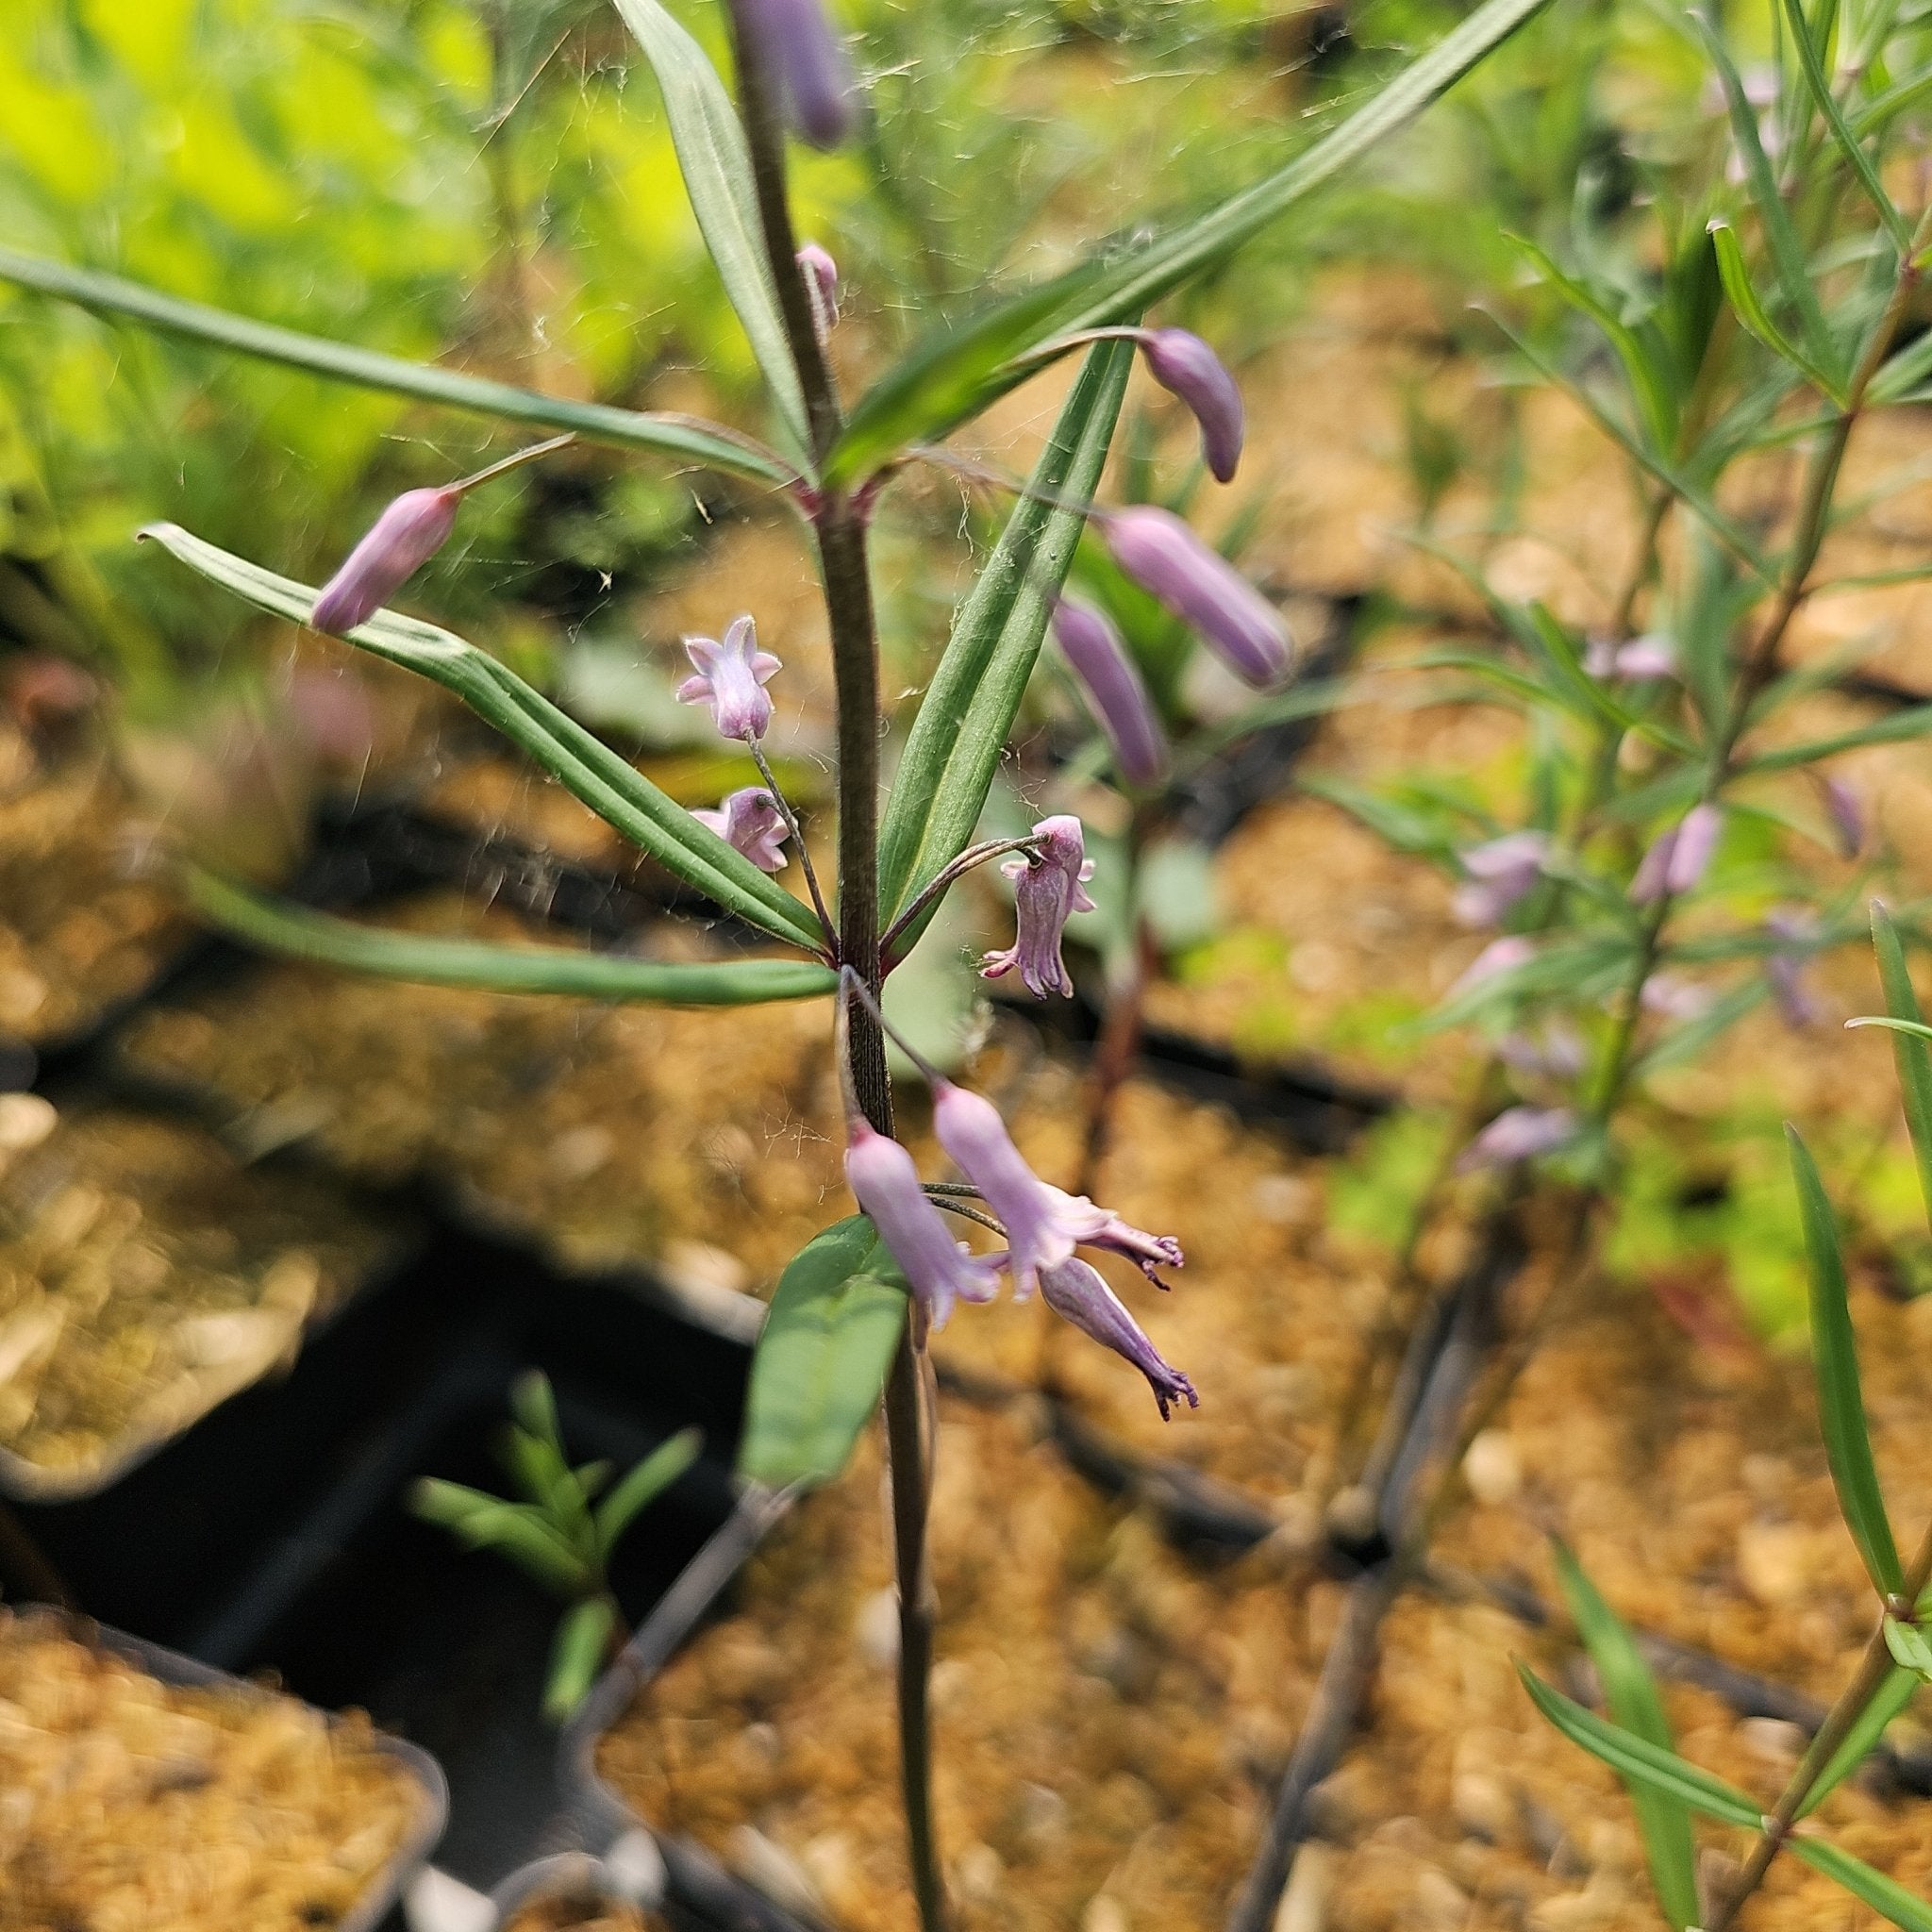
<box><xmin>844</xmin><ymin>1123</ymin><xmax>1000</xmax><ymax>1330</ymax></box>
<box><xmin>1453</xmin><ymin>830</ymin><xmax>1550</xmax><ymax>928</ymax></box>
<box><xmin>1038</xmin><ymin>1257</ymin><xmax>1197</xmax><ymax>1421</ymax></box>
<box><xmin>740</xmin><ymin>0</ymin><xmax>857</xmax><ymax>148</ymax></box>
<box><xmin>1455</xmin><ymin>1106</ymin><xmax>1577</xmax><ymax>1174</ymax></box>
<box><xmin>676</xmin><ymin>615</ymin><xmax>782</xmax><ymax>742</ymax></box>
<box><xmin>1102</xmin><ymin>506</ymin><xmax>1291</xmax><ymax>689</ymax></box>
<box><xmin>980</xmin><ymin>814</ymin><xmax>1095</xmax><ymax>999</ymax></box>
<box><xmin>1139</xmin><ymin>329</ymin><xmax>1244</xmax><ymax>483</ymax></box>
<box><xmin>692</xmin><ymin>787</ymin><xmax>790</xmax><ymax>873</ymax></box>
<box><xmin>1050</xmin><ymin>598</ymin><xmax>1169</xmax><ymax>789</ymax></box>
<box><xmin>310</xmin><ymin>487</ymin><xmax>459</xmax><ymax>635</ymax></box>
<box><xmin>1631</xmin><ymin>803</ymin><xmax>1722</xmax><ymax>904</ymax></box>
<box><xmin>797</xmin><ymin>243</ymin><xmax>840</xmax><ymax>339</ymax></box>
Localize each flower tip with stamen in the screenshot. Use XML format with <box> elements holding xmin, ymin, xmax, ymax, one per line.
<box><xmin>980</xmin><ymin>814</ymin><xmax>1096</xmax><ymax>1000</ymax></box>
<box><xmin>676</xmin><ymin>613</ymin><xmax>781</xmax><ymax>742</ymax></box>
<box><xmin>741</xmin><ymin>0</ymin><xmax>858</xmax><ymax>147</ymax></box>
<box><xmin>1050</xmin><ymin>597</ymin><xmax>1169</xmax><ymax>789</ymax></box>
<box><xmin>843</xmin><ymin>1122</ymin><xmax>1000</xmax><ymax>1331</ymax></box>
<box><xmin>1140</xmin><ymin>328</ymin><xmax>1244</xmax><ymax>483</ymax></box>
<box><xmin>310</xmin><ymin>486</ymin><xmax>459</xmax><ymax>635</ymax></box>
<box><xmin>693</xmin><ymin>787</ymin><xmax>790</xmax><ymax>873</ymax></box>
<box><xmin>1039</xmin><ymin>1257</ymin><xmax>1197</xmax><ymax>1421</ymax></box>
<box><xmin>1102</xmin><ymin>505</ymin><xmax>1290</xmax><ymax>689</ymax></box>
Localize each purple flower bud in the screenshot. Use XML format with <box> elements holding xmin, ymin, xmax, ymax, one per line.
<box><xmin>797</xmin><ymin>243</ymin><xmax>840</xmax><ymax>340</ymax></box>
<box><xmin>1450</xmin><ymin>934</ymin><xmax>1536</xmax><ymax>997</ymax></box>
<box><xmin>1455</xmin><ymin>1106</ymin><xmax>1576</xmax><ymax>1174</ymax></box>
<box><xmin>1102</xmin><ymin>506</ymin><xmax>1291</xmax><ymax>690</ymax></box>
<box><xmin>1641</xmin><ymin>974</ymin><xmax>1712</xmax><ymax>1022</ymax></box>
<box><xmin>739</xmin><ymin>0</ymin><xmax>857</xmax><ymax>148</ymax></box>
<box><xmin>1038</xmin><ymin>1257</ymin><xmax>1197</xmax><ymax>1421</ymax></box>
<box><xmin>1765</xmin><ymin>908</ymin><xmax>1822</xmax><ymax>1030</ymax></box>
<box><xmin>1452</xmin><ymin>830</ymin><xmax>1550</xmax><ymax>928</ymax></box>
<box><xmin>981</xmin><ymin>814</ymin><xmax>1095</xmax><ymax>1000</ymax></box>
<box><xmin>1138</xmin><ymin>328</ymin><xmax>1244</xmax><ymax>483</ymax></box>
<box><xmin>1051</xmin><ymin>598</ymin><xmax>1168</xmax><ymax>789</ymax></box>
<box><xmin>1496</xmin><ymin>1023</ymin><xmax>1585</xmax><ymax>1079</ymax></box>
<box><xmin>692</xmin><ymin>787</ymin><xmax>790</xmax><ymax>873</ymax></box>
<box><xmin>310</xmin><ymin>487</ymin><xmax>459</xmax><ymax>635</ymax></box>
<box><xmin>676</xmin><ymin>614</ymin><xmax>782</xmax><ymax>742</ymax></box>
<box><xmin>1631</xmin><ymin>805</ymin><xmax>1721</xmax><ymax>904</ymax></box>
<box><xmin>1823</xmin><ymin>777</ymin><xmax>1863</xmax><ymax>858</ymax></box>
<box><xmin>844</xmin><ymin>1123</ymin><xmax>1000</xmax><ymax>1331</ymax></box>
<box><xmin>1615</xmin><ymin>634</ymin><xmax>1677</xmax><ymax>680</ymax></box>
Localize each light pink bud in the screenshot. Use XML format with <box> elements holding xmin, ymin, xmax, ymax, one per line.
<box><xmin>1050</xmin><ymin>599</ymin><xmax>1168</xmax><ymax>789</ymax></box>
<box><xmin>1102</xmin><ymin>506</ymin><xmax>1291</xmax><ymax>690</ymax></box>
<box><xmin>981</xmin><ymin>814</ymin><xmax>1096</xmax><ymax>999</ymax></box>
<box><xmin>1823</xmin><ymin>777</ymin><xmax>1863</xmax><ymax>858</ymax></box>
<box><xmin>1139</xmin><ymin>328</ymin><xmax>1244</xmax><ymax>483</ymax></box>
<box><xmin>692</xmin><ymin>787</ymin><xmax>790</xmax><ymax>873</ymax></box>
<box><xmin>1615</xmin><ymin>634</ymin><xmax>1677</xmax><ymax>679</ymax></box>
<box><xmin>844</xmin><ymin>1124</ymin><xmax>1000</xmax><ymax>1330</ymax></box>
<box><xmin>1450</xmin><ymin>934</ymin><xmax>1536</xmax><ymax>997</ymax></box>
<box><xmin>1496</xmin><ymin>1024</ymin><xmax>1585</xmax><ymax>1079</ymax></box>
<box><xmin>1631</xmin><ymin>805</ymin><xmax>1720</xmax><ymax>905</ymax></box>
<box><xmin>676</xmin><ymin>614</ymin><xmax>782</xmax><ymax>742</ymax></box>
<box><xmin>310</xmin><ymin>487</ymin><xmax>459</xmax><ymax>634</ymax></box>
<box><xmin>1641</xmin><ymin>974</ymin><xmax>1712</xmax><ymax>1022</ymax></box>
<box><xmin>1765</xmin><ymin>909</ymin><xmax>1822</xmax><ymax>1030</ymax></box>
<box><xmin>739</xmin><ymin>0</ymin><xmax>857</xmax><ymax>147</ymax></box>
<box><xmin>797</xmin><ymin>243</ymin><xmax>840</xmax><ymax>340</ymax></box>
<box><xmin>1039</xmin><ymin>1257</ymin><xmax>1196</xmax><ymax>1421</ymax></box>
<box><xmin>1455</xmin><ymin>1106</ymin><xmax>1576</xmax><ymax>1174</ymax></box>
<box><xmin>1451</xmin><ymin>831</ymin><xmax>1549</xmax><ymax>928</ymax></box>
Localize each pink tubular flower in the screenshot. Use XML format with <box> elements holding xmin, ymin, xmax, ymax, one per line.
<box><xmin>1039</xmin><ymin>1258</ymin><xmax>1197</xmax><ymax>1421</ymax></box>
<box><xmin>1450</xmin><ymin>933</ymin><xmax>1536</xmax><ymax>998</ymax></box>
<box><xmin>980</xmin><ymin>814</ymin><xmax>1095</xmax><ymax>999</ymax></box>
<box><xmin>676</xmin><ymin>615</ymin><xmax>781</xmax><ymax>742</ymax></box>
<box><xmin>310</xmin><ymin>487</ymin><xmax>459</xmax><ymax>634</ymax></box>
<box><xmin>1139</xmin><ymin>329</ymin><xmax>1244</xmax><ymax>483</ymax></box>
<box><xmin>1051</xmin><ymin>599</ymin><xmax>1169</xmax><ymax>789</ymax></box>
<box><xmin>1584</xmin><ymin>633</ymin><xmax>1676</xmax><ymax>681</ymax></box>
<box><xmin>1102</xmin><ymin>506</ymin><xmax>1291</xmax><ymax>689</ymax></box>
<box><xmin>1455</xmin><ymin>1106</ymin><xmax>1577</xmax><ymax>1174</ymax></box>
<box><xmin>1452</xmin><ymin>831</ymin><xmax>1550</xmax><ymax>928</ymax></box>
<box><xmin>1038</xmin><ymin>1186</ymin><xmax>1184</xmax><ymax>1286</ymax></box>
<box><xmin>739</xmin><ymin>0</ymin><xmax>857</xmax><ymax>147</ymax></box>
<box><xmin>844</xmin><ymin>1123</ymin><xmax>1000</xmax><ymax>1330</ymax></box>
<box><xmin>692</xmin><ymin>787</ymin><xmax>790</xmax><ymax>873</ymax></box>
<box><xmin>1765</xmin><ymin>908</ymin><xmax>1822</xmax><ymax>1030</ymax></box>
<box><xmin>1632</xmin><ymin>805</ymin><xmax>1721</xmax><ymax>904</ymax></box>
<box><xmin>797</xmin><ymin>242</ymin><xmax>840</xmax><ymax>339</ymax></box>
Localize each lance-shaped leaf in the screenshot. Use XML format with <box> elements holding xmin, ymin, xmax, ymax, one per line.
<box><xmin>1867</xmin><ymin>903</ymin><xmax>1932</xmax><ymax>1224</ymax></box>
<box><xmin>544</xmin><ymin>1596</ymin><xmax>618</xmax><ymax>1724</ymax></box>
<box><xmin>594</xmin><ymin>1428</ymin><xmax>703</xmax><ymax>1557</ymax></box>
<box><xmin>1707</xmin><ymin>222</ymin><xmax>1847</xmax><ymax>404</ymax></box>
<box><xmin>1551</xmin><ymin>1541</ymin><xmax>1701</xmax><ymax>1929</ymax></box>
<box><xmin>825</xmin><ymin>0</ymin><xmax>1553</xmax><ymax>481</ymax></box>
<box><xmin>610</xmin><ymin>0</ymin><xmax>812</xmax><ymax>468</ymax></box>
<box><xmin>186</xmin><ymin>871</ymin><xmax>835</xmax><ymax>1006</ymax></box>
<box><xmin>877</xmin><ymin>340</ymin><xmax>1133</xmax><ymax>930</ymax></box>
<box><xmin>1742</xmin><ymin>706</ymin><xmax>1932</xmax><ymax>772</ymax></box>
<box><xmin>0</xmin><ymin>247</ymin><xmax>794</xmax><ymax>490</ymax></box>
<box><xmin>409</xmin><ymin>1481</ymin><xmax>592</xmax><ymax>1594</ymax></box>
<box><xmin>141</xmin><ymin>525</ymin><xmax>825</xmax><ymax>951</ymax></box>
<box><xmin>1788</xmin><ymin>1124</ymin><xmax>1904</xmax><ymax>1598</ymax></box>
<box><xmin>737</xmin><ymin>1217</ymin><xmax>908</xmax><ymax>1490</ymax></box>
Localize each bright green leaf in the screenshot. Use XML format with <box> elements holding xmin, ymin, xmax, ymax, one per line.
<box><xmin>594</xmin><ymin>1426</ymin><xmax>703</xmax><ymax>1556</ymax></box>
<box><xmin>544</xmin><ymin>1595</ymin><xmax>618</xmax><ymax>1723</ymax></box>
<box><xmin>1707</xmin><ymin>221</ymin><xmax>1845</xmax><ymax>403</ymax></box>
<box><xmin>1803</xmin><ymin>1663</ymin><xmax>1921</xmax><ymax>1814</ymax></box>
<box><xmin>1788</xmin><ymin>1835</ymin><xmax>1932</xmax><ymax>1932</ymax></box>
<box><xmin>1870</xmin><ymin>903</ymin><xmax>1932</xmax><ymax>1224</ymax></box>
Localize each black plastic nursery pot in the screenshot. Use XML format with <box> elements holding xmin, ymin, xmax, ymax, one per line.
<box><xmin>488</xmin><ymin>1847</ymin><xmax>671</xmax><ymax>1930</ymax></box>
<box><xmin>13</xmin><ymin>1608</ymin><xmax>448</xmax><ymax>1932</ymax></box>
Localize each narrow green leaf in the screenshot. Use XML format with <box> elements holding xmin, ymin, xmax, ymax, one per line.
<box><xmin>1707</xmin><ymin>221</ymin><xmax>1846</xmax><ymax>403</ymax></box>
<box><xmin>510</xmin><ymin>1369</ymin><xmax>563</xmax><ymax>1446</ymax></box>
<box><xmin>544</xmin><ymin>1596</ymin><xmax>618</xmax><ymax>1723</ymax></box>
<box><xmin>877</xmin><ymin>341</ymin><xmax>1133</xmax><ymax>926</ymax></box>
<box><xmin>737</xmin><ymin>1216</ymin><xmax>908</xmax><ymax>1490</ymax></box>
<box><xmin>185</xmin><ymin>871</ymin><xmax>835</xmax><ymax>1006</ymax></box>
<box><xmin>1517</xmin><ymin>1664</ymin><xmax>1762</xmax><ymax>1828</ymax></box>
<box><xmin>1787</xmin><ymin>1124</ymin><xmax>1903</xmax><ymax>1596</ymax></box>
<box><xmin>831</xmin><ymin>0</ymin><xmax>1553</xmax><ymax>477</ymax></box>
<box><xmin>409</xmin><ymin>1481</ymin><xmax>591</xmax><ymax>1593</ymax></box>
<box><xmin>1870</xmin><ymin>903</ymin><xmax>1932</xmax><ymax>1224</ymax></box>
<box><xmin>594</xmin><ymin>1426</ymin><xmax>703</xmax><ymax>1555</ymax></box>
<box><xmin>1741</xmin><ymin>706</ymin><xmax>1932</xmax><ymax>771</ymax></box>
<box><xmin>0</xmin><ymin>247</ymin><xmax>794</xmax><ymax>489</ymax></box>
<box><xmin>1789</xmin><ymin>1836</ymin><xmax>1932</xmax><ymax>1932</ymax></box>
<box><xmin>1802</xmin><ymin>1662</ymin><xmax>1921</xmax><ymax>1813</ymax></box>
<box><xmin>1551</xmin><ymin>1542</ymin><xmax>1701</xmax><ymax>1928</ymax></box>
<box><xmin>140</xmin><ymin>525</ymin><xmax>825</xmax><ymax>950</ymax></box>
<box><xmin>609</xmin><ymin>0</ymin><xmax>811</xmax><ymax>467</ymax></box>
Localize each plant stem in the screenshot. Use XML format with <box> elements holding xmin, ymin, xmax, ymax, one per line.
<box><xmin>725</xmin><ymin>10</ymin><xmax>947</xmax><ymax>1924</ymax></box>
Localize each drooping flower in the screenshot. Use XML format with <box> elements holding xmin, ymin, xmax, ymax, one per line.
<box><xmin>1452</xmin><ymin>831</ymin><xmax>1551</xmax><ymax>928</ymax></box>
<box><xmin>1038</xmin><ymin>1257</ymin><xmax>1197</xmax><ymax>1421</ymax></box>
<box><xmin>1139</xmin><ymin>329</ymin><xmax>1244</xmax><ymax>483</ymax></box>
<box><xmin>980</xmin><ymin>814</ymin><xmax>1095</xmax><ymax>999</ymax></box>
<box><xmin>797</xmin><ymin>242</ymin><xmax>841</xmax><ymax>339</ymax></box>
<box><xmin>1050</xmin><ymin>599</ymin><xmax>1169</xmax><ymax>789</ymax></box>
<box><xmin>676</xmin><ymin>615</ymin><xmax>782</xmax><ymax>742</ymax></box>
<box><xmin>692</xmin><ymin>787</ymin><xmax>790</xmax><ymax>873</ymax></box>
<box><xmin>739</xmin><ymin>0</ymin><xmax>857</xmax><ymax>147</ymax></box>
<box><xmin>1102</xmin><ymin>506</ymin><xmax>1291</xmax><ymax>689</ymax></box>
<box><xmin>1450</xmin><ymin>934</ymin><xmax>1536</xmax><ymax>998</ymax></box>
<box><xmin>1455</xmin><ymin>1106</ymin><xmax>1577</xmax><ymax>1174</ymax></box>
<box><xmin>1765</xmin><ymin>908</ymin><xmax>1822</xmax><ymax>1030</ymax></box>
<box><xmin>1038</xmin><ymin>1186</ymin><xmax>1184</xmax><ymax>1286</ymax></box>
<box><xmin>843</xmin><ymin>1123</ymin><xmax>1000</xmax><ymax>1330</ymax></box>
<box><xmin>310</xmin><ymin>487</ymin><xmax>459</xmax><ymax>635</ymax></box>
